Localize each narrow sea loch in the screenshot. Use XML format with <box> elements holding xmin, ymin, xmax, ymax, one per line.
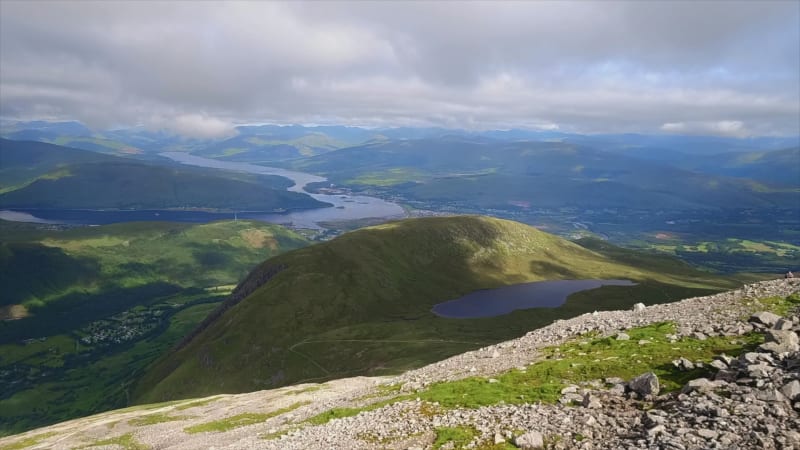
<box><xmin>432</xmin><ymin>279</ymin><xmax>637</xmax><ymax>318</ymax></box>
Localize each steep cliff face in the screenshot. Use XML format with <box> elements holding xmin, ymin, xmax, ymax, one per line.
<box><xmin>4</xmin><ymin>279</ymin><xmax>797</xmax><ymax>450</ymax></box>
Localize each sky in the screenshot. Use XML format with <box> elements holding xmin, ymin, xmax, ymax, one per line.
<box><xmin>1</xmin><ymin>1</ymin><xmax>798</xmax><ymax>138</ymax></box>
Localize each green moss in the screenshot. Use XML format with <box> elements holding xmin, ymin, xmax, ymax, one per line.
<box><xmin>174</xmin><ymin>397</ymin><xmax>220</xmax><ymax>411</ymax></box>
<box><xmin>0</xmin><ymin>432</ymin><xmax>56</xmax><ymax>450</ymax></box>
<box><xmin>286</xmin><ymin>385</ymin><xmax>323</xmax><ymax>396</ymax></box>
<box><xmin>433</xmin><ymin>426</ymin><xmax>477</xmax><ymax>449</ymax></box>
<box><xmin>753</xmin><ymin>293</ymin><xmax>800</xmax><ymax>316</ymax></box>
<box><xmin>80</xmin><ymin>433</ymin><xmax>148</xmax><ymax>450</ymax></box>
<box><xmin>183</xmin><ymin>401</ymin><xmax>309</xmax><ymax>434</ymax></box>
<box><xmin>128</xmin><ymin>412</ymin><xmax>189</xmax><ymax>426</ymax></box>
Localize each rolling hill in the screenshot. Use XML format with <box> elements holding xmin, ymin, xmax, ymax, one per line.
<box><xmin>133</xmin><ymin>216</ymin><xmax>745</xmax><ymax>404</ymax></box>
<box><xmin>0</xmin><ymin>139</ymin><xmax>329</xmax><ymax>211</ymax></box>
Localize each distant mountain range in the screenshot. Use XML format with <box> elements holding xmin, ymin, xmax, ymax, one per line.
<box><xmin>289</xmin><ymin>137</ymin><xmax>798</xmax><ymax>210</ymax></box>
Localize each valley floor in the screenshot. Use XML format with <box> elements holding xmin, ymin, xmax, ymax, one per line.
<box><xmin>2</xmin><ymin>279</ymin><xmax>798</xmax><ymax>450</ymax></box>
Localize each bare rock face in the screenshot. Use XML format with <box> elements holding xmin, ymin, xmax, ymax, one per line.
<box><xmin>628</xmin><ymin>372</ymin><xmax>660</xmax><ymax>397</ymax></box>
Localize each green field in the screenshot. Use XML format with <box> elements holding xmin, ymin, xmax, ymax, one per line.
<box><xmin>134</xmin><ymin>216</ymin><xmax>754</xmax><ymax>404</ymax></box>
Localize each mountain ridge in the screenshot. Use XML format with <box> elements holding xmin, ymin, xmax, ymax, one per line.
<box><xmin>132</xmin><ymin>216</ymin><xmax>741</xmax><ymax>404</ymax></box>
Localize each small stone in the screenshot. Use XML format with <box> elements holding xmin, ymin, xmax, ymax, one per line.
<box><xmin>491</xmin><ymin>350</ymin><xmax>501</xmax><ymax>358</ymax></box>
<box><xmin>561</xmin><ymin>385</ymin><xmax>578</xmax><ymax>394</ymax></box>
<box><xmin>488</xmin><ymin>378</ymin><xmax>499</xmax><ymax>384</ymax></box>
<box><xmin>647</xmin><ymin>424</ymin><xmax>666</xmax><ymax>437</ymax></box>
<box><xmin>682</xmin><ymin>378</ymin><xmax>719</xmax><ymax>394</ymax></box>
<box><xmin>696</xmin><ymin>429</ymin><xmax>719</xmax><ymax>440</ymax></box>
<box><xmin>494</xmin><ymin>433</ymin><xmax>505</xmax><ymax>444</ymax></box>
<box><xmin>692</xmin><ymin>331</ymin><xmax>708</xmax><ymax>341</ymax></box>
<box><xmin>616</xmin><ymin>332</ymin><xmax>630</xmax><ymax>341</ymax></box>
<box><xmin>749</xmin><ymin>311</ymin><xmax>781</xmax><ymax>327</ymax></box>
<box><xmin>780</xmin><ymin>380</ymin><xmax>800</xmax><ymax>401</ymax></box>
<box><xmin>709</xmin><ymin>359</ymin><xmax>727</xmax><ymax>370</ymax></box>
<box><xmin>582</xmin><ymin>393</ymin><xmax>602</xmax><ymax>409</ymax></box>
<box><xmin>632</xmin><ymin>303</ymin><xmax>646</xmax><ymax>312</ymax></box>
<box><xmin>774</xmin><ymin>318</ymin><xmax>793</xmax><ymax>330</ymax></box>
<box><xmin>672</xmin><ymin>357</ymin><xmax>695</xmax><ymax>371</ymax></box>
<box><xmin>514</xmin><ymin>431</ymin><xmax>544</xmax><ymax>450</ymax></box>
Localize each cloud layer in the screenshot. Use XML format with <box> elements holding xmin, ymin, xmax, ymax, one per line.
<box><xmin>1</xmin><ymin>1</ymin><xmax>798</xmax><ymax>137</ymax></box>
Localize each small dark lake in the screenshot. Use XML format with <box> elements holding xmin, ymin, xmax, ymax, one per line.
<box><xmin>431</xmin><ymin>279</ymin><xmax>637</xmax><ymax>318</ymax></box>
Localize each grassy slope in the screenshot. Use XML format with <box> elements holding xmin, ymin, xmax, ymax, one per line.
<box><xmin>134</xmin><ymin>216</ymin><xmax>743</xmax><ymax>403</ymax></box>
<box><xmin>0</xmin><ymin>139</ymin><xmax>115</xmax><ymax>193</ymax></box>
<box><xmin>0</xmin><ymin>220</ymin><xmax>310</xmax><ymax>435</ymax></box>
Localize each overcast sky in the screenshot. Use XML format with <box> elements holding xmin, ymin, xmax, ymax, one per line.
<box><xmin>1</xmin><ymin>1</ymin><xmax>798</xmax><ymax>138</ymax></box>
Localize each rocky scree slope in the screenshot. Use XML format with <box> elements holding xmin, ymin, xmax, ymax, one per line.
<box><xmin>1</xmin><ymin>278</ymin><xmax>798</xmax><ymax>450</ymax></box>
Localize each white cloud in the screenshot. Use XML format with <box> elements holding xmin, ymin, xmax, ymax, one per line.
<box><xmin>661</xmin><ymin>120</ymin><xmax>749</xmax><ymax>138</ymax></box>
<box><xmin>151</xmin><ymin>114</ymin><xmax>237</xmax><ymax>140</ymax></box>
<box><xmin>0</xmin><ymin>1</ymin><xmax>798</xmax><ymax>137</ymax></box>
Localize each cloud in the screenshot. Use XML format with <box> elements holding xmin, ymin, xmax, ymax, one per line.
<box><xmin>661</xmin><ymin>120</ymin><xmax>749</xmax><ymax>138</ymax></box>
<box><xmin>1</xmin><ymin>1</ymin><xmax>798</xmax><ymax>137</ymax></box>
<box><xmin>150</xmin><ymin>114</ymin><xmax>238</xmax><ymax>140</ymax></box>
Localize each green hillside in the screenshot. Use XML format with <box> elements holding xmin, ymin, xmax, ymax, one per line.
<box><xmin>134</xmin><ymin>216</ymin><xmax>745</xmax><ymax>404</ymax></box>
<box><xmin>0</xmin><ymin>220</ymin><xmax>310</xmax><ymax>435</ymax></box>
<box><xmin>0</xmin><ymin>139</ymin><xmax>329</xmax><ymax>211</ymax></box>
<box><xmin>0</xmin><ymin>139</ymin><xmax>115</xmax><ymax>193</ymax></box>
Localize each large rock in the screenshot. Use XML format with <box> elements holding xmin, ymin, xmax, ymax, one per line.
<box><xmin>749</xmin><ymin>311</ymin><xmax>781</xmax><ymax>327</ymax></box>
<box><xmin>632</xmin><ymin>303</ymin><xmax>646</xmax><ymax>312</ymax></box>
<box><xmin>759</xmin><ymin>330</ymin><xmax>799</xmax><ymax>354</ymax></box>
<box><xmin>514</xmin><ymin>431</ymin><xmax>544</xmax><ymax>449</ymax></box>
<box><xmin>629</xmin><ymin>372</ymin><xmax>660</xmax><ymax>396</ymax></box>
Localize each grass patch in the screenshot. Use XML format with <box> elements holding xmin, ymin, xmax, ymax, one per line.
<box><xmin>128</xmin><ymin>412</ymin><xmax>189</xmax><ymax>426</ymax></box>
<box><xmin>305</xmin><ymin>393</ymin><xmax>411</xmax><ymax>426</ymax></box>
<box><xmin>752</xmin><ymin>293</ymin><xmax>800</xmax><ymax>317</ymax></box>
<box><xmin>286</xmin><ymin>385</ymin><xmax>323</xmax><ymax>396</ymax></box>
<box><xmin>174</xmin><ymin>397</ymin><xmax>220</xmax><ymax>411</ymax></box>
<box><xmin>80</xmin><ymin>432</ymin><xmax>148</xmax><ymax>450</ymax></box>
<box><xmin>433</xmin><ymin>426</ymin><xmax>477</xmax><ymax>449</ymax></box>
<box><xmin>183</xmin><ymin>401</ymin><xmax>309</xmax><ymax>434</ymax></box>
<box><xmin>416</xmin><ymin>322</ymin><xmax>762</xmax><ymax>409</ymax></box>
<box><xmin>0</xmin><ymin>432</ymin><xmax>56</xmax><ymax>450</ymax></box>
